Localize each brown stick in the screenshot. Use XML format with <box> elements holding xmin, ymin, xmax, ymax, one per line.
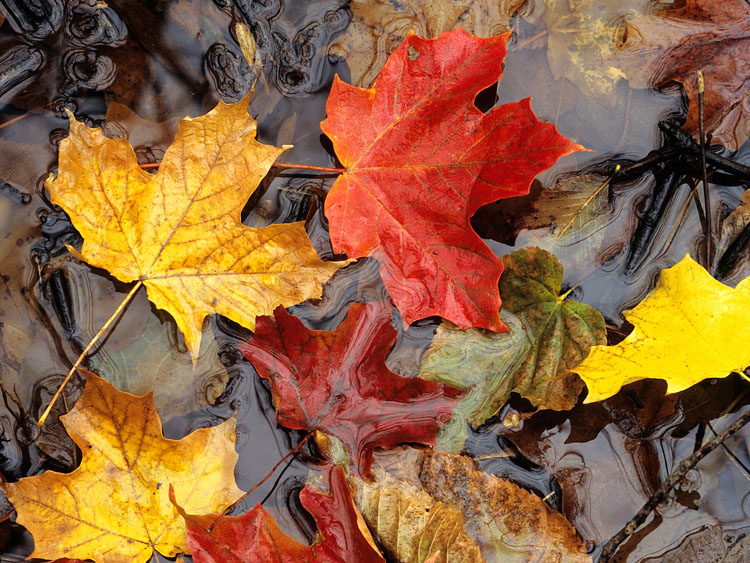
<box><xmin>208</xmin><ymin>432</ymin><xmax>312</xmax><ymax>532</ymax></box>
<box><xmin>599</xmin><ymin>407</ymin><xmax>750</xmax><ymax>561</ymax></box>
<box><xmin>37</xmin><ymin>280</ymin><xmax>143</xmax><ymax>426</ymax></box>
<box><xmin>697</xmin><ymin>71</ymin><xmax>712</xmax><ymax>266</ymax></box>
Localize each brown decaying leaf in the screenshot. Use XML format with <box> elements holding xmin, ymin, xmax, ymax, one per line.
<box><xmin>612</xmin><ymin>0</ymin><xmax>750</xmax><ymax>141</ymax></box>
<box><xmin>46</xmin><ymin>95</ymin><xmax>348</xmax><ymax>359</ymax></box>
<box><xmin>332</xmin><ymin>0</ymin><xmax>524</xmax><ymax>87</ymax></box>
<box><xmin>350</xmin><ymin>447</ymin><xmax>589</xmax><ymax>562</ymax></box>
<box><xmin>3</xmin><ymin>371</ymin><xmax>242</xmax><ymax>563</ymax></box>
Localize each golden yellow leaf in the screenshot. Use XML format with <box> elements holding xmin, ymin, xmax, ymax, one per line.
<box><xmin>46</xmin><ymin>95</ymin><xmax>348</xmax><ymax>359</ymax></box>
<box><xmin>331</xmin><ymin>0</ymin><xmax>522</xmax><ymax>87</ymax></box>
<box><xmin>3</xmin><ymin>370</ymin><xmax>242</xmax><ymax>563</ymax></box>
<box><xmin>575</xmin><ymin>254</ymin><xmax>750</xmax><ymax>403</ymax></box>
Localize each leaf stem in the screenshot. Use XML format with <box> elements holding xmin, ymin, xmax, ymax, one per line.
<box><xmin>138</xmin><ymin>162</ymin><xmax>345</xmax><ymax>174</ymax></box>
<box><xmin>208</xmin><ymin>432</ymin><xmax>312</xmax><ymax>532</ymax></box>
<box><xmin>37</xmin><ymin>280</ymin><xmax>143</xmax><ymax>426</ymax></box>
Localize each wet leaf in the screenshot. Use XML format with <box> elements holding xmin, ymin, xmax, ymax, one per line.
<box><xmin>499</xmin><ymin>248</ymin><xmax>606</xmax><ymax>409</ymax></box>
<box><xmin>575</xmin><ymin>254</ymin><xmax>750</xmax><ymax>402</ymax></box>
<box><xmin>333</xmin><ymin>0</ymin><xmax>523</xmax><ymax>87</ymax></box>
<box><xmin>171</xmin><ymin>465</ymin><xmax>384</xmax><ymax>562</ymax></box>
<box><xmin>612</xmin><ymin>0</ymin><xmax>750</xmax><ymax>143</ymax></box>
<box><xmin>239</xmin><ymin>301</ymin><xmax>462</xmax><ymax>476</ymax></box>
<box><xmin>46</xmin><ymin>95</ymin><xmax>348</xmax><ymax>359</ymax></box>
<box><xmin>419</xmin><ymin>311</ymin><xmax>530</xmax><ymax>452</ymax></box>
<box><xmin>349</xmin><ymin>447</ymin><xmax>589</xmax><ymax>562</ymax></box>
<box><xmin>531</xmin><ymin>0</ymin><xmax>647</xmax><ymax>102</ymax></box>
<box><xmin>322</xmin><ymin>30</ymin><xmax>583</xmax><ymax>332</ymax></box>
<box><xmin>3</xmin><ymin>371</ymin><xmax>242</xmax><ymax>563</ymax></box>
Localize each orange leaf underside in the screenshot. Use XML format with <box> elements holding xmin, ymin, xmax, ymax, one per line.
<box><xmin>321</xmin><ymin>29</ymin><xmax>583</xmax><ymax>331</ymax></box>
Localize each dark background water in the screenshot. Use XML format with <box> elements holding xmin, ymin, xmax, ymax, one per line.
<box><xmin>0</xmin><ymin>1</ymin><xmax>748</xmax><ymax>561</ymax></box>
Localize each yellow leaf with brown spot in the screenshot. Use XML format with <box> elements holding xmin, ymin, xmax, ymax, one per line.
<box><xmin>575</xmin><ymin>255</ymin><xmax>750</xmax><ymax>402</ymax></box>
<box><xmin>3</xmin><ymin>370</ymin><xmax>242</xmax><ymax>563</ymax></box>
<box><xmin>45</xmin><ymin>95</ymin><xmax>348</xmax><ymax>359</ymax></box>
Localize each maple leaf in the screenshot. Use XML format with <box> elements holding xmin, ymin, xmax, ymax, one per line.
<box><xmin>239</xmin><ymin>301</ymin><xmax>462</xmax><ymax>476</ymax></box>
<box><xmin>574</xmin><ymin>254</ymin><xmax>750</xmax><ymax>403</ymax></box>
<box><xmin>350</xmin><ymin>447</ymin><xmax>589</xmax><ymax>562</ymax></box>
<box><xmin>171</xmin><ymin>465</ymin><xmax>384</xmax><ymax>562</ymax></box>
<box><xmin>611</xmin><ymin>0</ymin><xmax>750</xmax><ymax>144</ymax></box>
<box><xmin>332</xmin><ymin>0</ymin><xmax>522</xmax><ymax>87</ymax></box>
<box><xmin>3</xmin><ymin>370</ymin><xmax>242</xmax><ymax>563</ymax></box>
<box><xmin>46</xmin><ymin>95</ymin><xmax>348</xmax><ymax>359</ymax></box>
<box><xmin>420</xmin><ymin>248</ymin><xmax>605</xmax><ymax>451</ymax></box>
<box><xmin>321</xmin><ymin>29</ymin><xmax>583</xmax><ymax>332</ymax></box>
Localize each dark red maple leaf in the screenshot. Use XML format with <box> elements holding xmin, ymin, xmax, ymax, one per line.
<box><xmin>239</xmin><ymin>301</ymin><xmax>462</xmax><ymax>476</ymax></box>
<box><xmin>321</xmin><ymin>29</ymin><xmax>582</xmax><ymax>332</ymax></box>
<box><xmin>171</xmin><ymin>465</ymin><xmax>384</xmax><ymax>562</ymax></box>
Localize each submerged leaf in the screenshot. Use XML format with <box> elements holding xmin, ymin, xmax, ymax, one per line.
<box><xmin>46</xmin><ymin>95</ymin><xmax>348</xmax><ymax>359</ymax></box>
<box><xmin>323</xmin><ymin>30</ymin><xmax>583</xmax><ymax>331</ymax></box>
<box><xmin>3</xmin><ymin>371</ymin><xmax>242</xmax><ymax>563</ymax></box>
<box><xmin>333</xmin><ymin>0</ymin><xmax>522</xmax><ymax>87</ymax></box>
<box><xmin>575</xmin><ymin>254</ymin><xmax>750</xmax><ymax>402</ymax></box>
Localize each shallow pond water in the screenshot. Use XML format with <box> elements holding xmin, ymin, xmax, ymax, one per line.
<box><xmin>0</xmin><ymin>0</ymin><xmax>748</xmax><ymax>561</ymax></box>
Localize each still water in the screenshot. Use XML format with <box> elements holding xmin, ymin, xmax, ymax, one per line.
<box><xmin>0</xmin><ymin>0</ymin><xmax>748</xmax><ymax>561</ymax></box>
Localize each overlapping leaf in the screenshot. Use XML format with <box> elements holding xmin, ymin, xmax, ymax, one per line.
<box><xmin>575</xmin><ymin>254</ymin><xmax>750</xmax><ymax>402</ymax></box>
<box><xmin>46</xmin><ymin>95</ymin><xmax>348</xmax><ymax>359</ymax></box>
<box><xmin>322</xmin><ymin>29</ymin><xmax>583</xmax><ymax>331</ymax></box>
<box><xmin>172</xmin><ymin>465</ymin><xmax>384</xmax><ymax>562</ymax></box>
<box><xmin>3</xmin><ymin>371</ymin><xmax>242</xmax><ymax>563</ymax></box>
<box><xmin>240</xmin><ymin>301</ymin><xmax>462</xmax><ymax>476</ymax></box>
<box><xmin>350</xmin><ymin>447</ymin><xmax>589</xmax><ymax>562</ymax></box>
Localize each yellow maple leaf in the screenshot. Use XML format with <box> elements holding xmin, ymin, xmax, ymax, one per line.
<box><xmin>575</xmin><ymin>254</ymin><xmax>750</xmax><ymax>403</ymax></box>
<box><xmin>46</xmin><ymin>95</ymin><xmax>348</xmax><ymax>359</ymax></box>
<box><xmin>3</xmin><ymin>370</ymin><xmax>242</xmax><ymax>563</ymax></box>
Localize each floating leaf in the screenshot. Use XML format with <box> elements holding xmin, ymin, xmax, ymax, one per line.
<box><xmin>172</xmin><ymin>465</ymin><xmax>384</xmax><ymax>562</ymax></box>
<box><xmin>575</xmin><ymin>254</ymin><xmax>750</xmax><ymax>402</ymax></box>
<box><xmin>350</xmin><ymin>448</ymin><xmax>589</xmax><ymax>562</ymax></box>
<box><xmin>322</xmin><ymin>30</ymin><xmax>583</xmax><ymax>331</ymax></box>
<box><xmin>240</xmin><ymin>301</ymin><xmax>462</xmax><ymax>476</ymax></box>
<box><xmin>3</xmin><ymin>371</ymin><xmax>242</xmax><ymax>563</ymax></box>
<box><xmin>46</xmin><ymin>95</ymin><xmax>348</xmax><ymax>359</ymax></box>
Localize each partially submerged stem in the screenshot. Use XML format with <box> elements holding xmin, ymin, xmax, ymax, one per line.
<box><xmin>37</xmin><ymin>280</ymin><xmax>143</xmax><ymax>426</ymax></box>
<box><xmin>138</xmin><ymin>162</ymin><xmax>345</xmax><ymax>174</ymax></box>
<box><xmin>697</xmin><ymin>71</ymin><xmax>713</xmax><ymax>265</ymax></box>
<box><xmin>599</xmin><ymin>408</ymin><xmax>750</xmax><ymax>561</ymax></box>
<box><xmin>208</xmin><ymin>432</ymin><xmax>312</xmax><ymax>532</ymax></box>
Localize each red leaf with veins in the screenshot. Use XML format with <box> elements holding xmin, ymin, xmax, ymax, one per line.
<box><xmin>171</xmin><ymin>465</ymin><xmax>384</xmax><ymax>562</ymax></box>
<box><xmin>321</xmin><ymin>29</ymin><xmax>583</xmax><ymax>331</ymax></box>
<box><xmin>240</xmin><ymin>301</ymin><xmax>462</xmax><ymax>476</ymax></box>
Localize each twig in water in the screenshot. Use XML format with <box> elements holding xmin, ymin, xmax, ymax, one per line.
<box><xmin>208</xmin><ymin>432</ymin><xmax>312</xmax><ymax>532</ymax></box>
<box><xmin>599</xmin><ymin>407</ymin><xmax>750</xmax><ymax>561</ymax></box>
<box><xmin>697</xmin><ymin>71</ymin><xmax>713</xmax><ymax>265</ymax></box>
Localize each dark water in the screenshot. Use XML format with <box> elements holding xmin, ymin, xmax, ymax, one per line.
<box><xmin>0</xmin><ymin>1</ymin><xmax>748</xmax><ymax>561</ymax></box>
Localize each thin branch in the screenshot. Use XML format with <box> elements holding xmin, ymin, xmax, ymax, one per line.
<box><xmin>697</xmin><ymin>71</ymin><xmax>713</xmax><ymax>265</ymax></box>
<box><xmin>37</xmin><ymin>281</ymin><xmax>143</xmax><ymax>426</ymax></box>
<box><xmin>207</xmin><ymin>432</ymin><xmax>312</xmax><ymax>532</ymax></box>
<box><xmin>599</xmin><ymin>407</ymin><xmax>750</xmax><ymax>561</ymax></box>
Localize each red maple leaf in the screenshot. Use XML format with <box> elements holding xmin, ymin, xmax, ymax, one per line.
<box><xmin>321</xmin><ymin>29</ymin><xmax>582</xmax><ymax>332</ymax></box>
<box><xmin>171</xmin><ymin>465</ymin><xmax>384</xmax><ymax>562</ymax></box>
<box><xmin>239</xmin><ymin>301</ymin><xmax>462</xmax><ymax>476</ymax></box>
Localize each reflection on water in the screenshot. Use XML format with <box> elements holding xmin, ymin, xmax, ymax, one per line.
<box><xmin>0</xmin><ymin>0</ymin><xmax>748</xmax><ymax>560</ymax></box>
